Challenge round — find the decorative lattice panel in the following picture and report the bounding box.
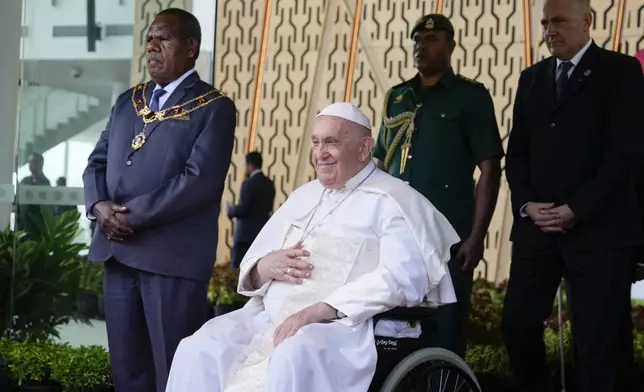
[130,0,193,85]
[205,0,643,272]
[621,1,644,55]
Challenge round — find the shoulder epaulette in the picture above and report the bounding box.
[390,78,412,91]
[457,74,481,85]
[382,80,414,118]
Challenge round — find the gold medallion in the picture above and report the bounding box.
[131,132,146,151]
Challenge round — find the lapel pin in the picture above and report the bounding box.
[584,69,591,76]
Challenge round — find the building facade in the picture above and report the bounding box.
[0,2,642,341]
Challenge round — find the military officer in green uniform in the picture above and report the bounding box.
[373,14,504,358]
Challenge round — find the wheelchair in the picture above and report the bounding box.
[367,306,482,392]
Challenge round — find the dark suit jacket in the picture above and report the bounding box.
[506,43,644,250]
[82,72,236,281]
[228,171,275,243]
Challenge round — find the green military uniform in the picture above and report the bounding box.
[373,14,504,358]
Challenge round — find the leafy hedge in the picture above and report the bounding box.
[465,278,644,379]
[0,338,112,391]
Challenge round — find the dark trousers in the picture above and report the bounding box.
[423,257,473,358]
[502,243,632,392]
[231,241,252,269]
[566,275,636,390]
[103,259,209,392]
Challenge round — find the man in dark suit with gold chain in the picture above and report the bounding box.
[82,8,236,392]
[502,0,644,391]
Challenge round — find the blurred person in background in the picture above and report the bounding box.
[16,152,51,238]
[227,151,275,269]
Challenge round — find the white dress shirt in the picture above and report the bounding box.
[153,68,196,109]
[555,38,593,80]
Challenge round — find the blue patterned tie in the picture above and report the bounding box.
[150,88,167,112]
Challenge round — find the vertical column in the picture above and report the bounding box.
[612,0,626,52]
[130,0,193,86]
[246,0,274,153]
[343,0,362,102]
[0,0,23,230]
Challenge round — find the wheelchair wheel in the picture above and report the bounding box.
[379,347,481,392]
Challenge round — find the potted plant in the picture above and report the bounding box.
[2,208,89,341]
[210,267,247,317]
[50,344,113,392]
[4,339,66,391]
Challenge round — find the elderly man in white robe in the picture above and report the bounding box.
[165,102,460,392]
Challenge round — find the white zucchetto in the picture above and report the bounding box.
[316,102,371,130]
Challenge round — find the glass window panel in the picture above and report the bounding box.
[9,0,138,351]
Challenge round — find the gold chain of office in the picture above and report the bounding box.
[131,83,226,124]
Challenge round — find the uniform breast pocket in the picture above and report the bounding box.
[428,110,459,127]
[425,111,461,142]
[419,111,466,161]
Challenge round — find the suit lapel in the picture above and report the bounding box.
[552,43,598,113]
[161,71,200,110]
[141,72,201,141]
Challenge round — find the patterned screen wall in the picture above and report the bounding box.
[214,0,528,275]
[130,0,193,85]
[130,0,643,277]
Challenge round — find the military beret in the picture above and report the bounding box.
[410,14,454,38]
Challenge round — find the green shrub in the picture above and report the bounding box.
[4,339,67,386]
[466,278,644,376]
[466,344,511,375]
[0,337,8,369]
[50,344,112,390]
[209,267,248,306]
[544,323,574,369]
[466,323,574,376]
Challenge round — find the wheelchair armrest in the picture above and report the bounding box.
[373,306,437,323]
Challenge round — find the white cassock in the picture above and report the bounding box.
[166,161,460,392]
